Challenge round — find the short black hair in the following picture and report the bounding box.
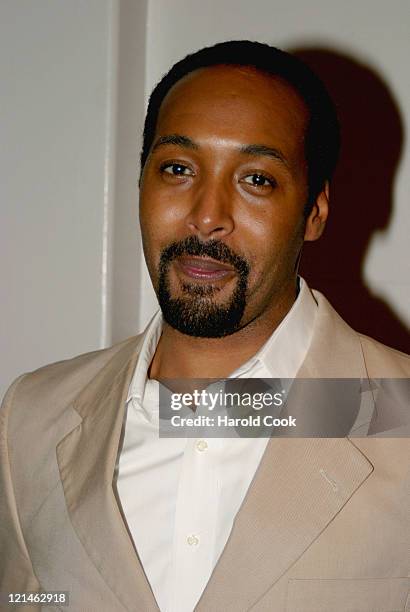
[140,40,340,210]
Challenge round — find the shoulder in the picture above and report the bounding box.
[1,334,143,429]
[357,333,410,378]
[310,289,410,378]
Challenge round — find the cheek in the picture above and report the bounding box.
[139,191,188,281]
[242,215,304,287]
[139,193,163,273]
[241,207,303,257]
[140,181,190,240]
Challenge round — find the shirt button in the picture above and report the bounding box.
[187,534,200,546]
[196,439,208,452]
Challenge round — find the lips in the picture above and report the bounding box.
[176,256,235,280]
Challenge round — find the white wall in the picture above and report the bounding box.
[111,0,147,344]
[141,0,410,350]
[0,0,147,397]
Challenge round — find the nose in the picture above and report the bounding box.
[185,176,234,240]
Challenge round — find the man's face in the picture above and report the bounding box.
[139,65,326,337]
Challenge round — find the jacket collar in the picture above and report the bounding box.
[298,290,367,378]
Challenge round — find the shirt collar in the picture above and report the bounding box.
[229,277,318,379]
[126,310,162,406]
[126,277,318,415]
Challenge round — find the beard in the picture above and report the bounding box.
[157,236,250,338]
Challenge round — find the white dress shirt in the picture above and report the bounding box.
[116,278,317,612]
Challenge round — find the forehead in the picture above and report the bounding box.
[155,65,309,155]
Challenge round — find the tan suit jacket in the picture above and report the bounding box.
[1,291,409,612]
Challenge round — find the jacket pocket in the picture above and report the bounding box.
[286,577,409,611]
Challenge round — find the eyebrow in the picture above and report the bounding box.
[151,133,288,167]
[239,143,288,166]
[152,134,199,152]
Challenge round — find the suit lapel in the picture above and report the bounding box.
[56,335,160,612]
[196,437,373,611]
[197,291,374,611]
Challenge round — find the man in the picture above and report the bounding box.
[1,41,409,612]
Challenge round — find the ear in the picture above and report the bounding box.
[304,182,329,242]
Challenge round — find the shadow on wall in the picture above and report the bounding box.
[289,47,409,354]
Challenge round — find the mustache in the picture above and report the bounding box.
[158,236,250,276]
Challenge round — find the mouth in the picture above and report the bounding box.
[175,255,236,281]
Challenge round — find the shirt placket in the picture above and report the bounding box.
[168,432,219,612]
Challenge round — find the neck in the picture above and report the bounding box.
[149,282,298,380]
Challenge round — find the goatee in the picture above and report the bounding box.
[157,236,250,338]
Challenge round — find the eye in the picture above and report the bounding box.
[160,162,194,177]
[241,173,276,188]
